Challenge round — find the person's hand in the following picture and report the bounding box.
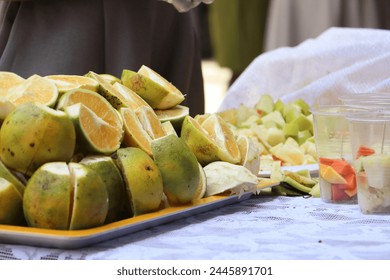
[160,0,214,12]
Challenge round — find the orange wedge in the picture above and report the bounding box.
[200,114,241,164]
[86,71,150,110]
[57,88,123,130]
[135,105,166,139]
[65,103,123,155]
[120,107,154,156]
[181,114,241,166]
[121,65,185,109]
[45,74,99,96]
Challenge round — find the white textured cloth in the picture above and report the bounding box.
[218,27,390,111]
[2,196,390,260]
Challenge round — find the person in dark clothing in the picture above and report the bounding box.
[0,0,205,116]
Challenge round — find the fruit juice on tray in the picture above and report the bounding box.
[348,112,390,214]
[312,105,366,203]
[356,154,390,214]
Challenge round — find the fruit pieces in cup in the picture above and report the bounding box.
[348,112,390,214]
[318,157,357,203]
[355,146,390,214]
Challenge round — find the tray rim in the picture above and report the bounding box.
[0,192,253,249]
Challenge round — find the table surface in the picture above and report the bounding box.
[1,195,390,260]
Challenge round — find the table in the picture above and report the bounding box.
[1,195,390,260]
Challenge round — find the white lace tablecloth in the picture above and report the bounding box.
[2,195,390,260]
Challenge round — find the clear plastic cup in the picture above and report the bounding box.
[339,92,390,108]
[312,105,369,204]
[348,112,390,214]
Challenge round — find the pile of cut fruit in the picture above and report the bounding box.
[216,94,320,197]
[0,66,319,231]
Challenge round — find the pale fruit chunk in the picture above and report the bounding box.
[283,123,299,138]
[151,134,200,205]
[6,75,58,107]
[274,99,285,114]
[0,102,75,176]
[121,65,185,109]
[203,161,258,197]
[80,155,126,223]
[218,105,258,127]
[265,127,285,146]
[283,103,302,123]
[116,147,164,216]
[361,154,390,189]
[120,107,153,156]
[300,140,317,159]
[0,71,25,97]
[237,135,261,175]
[290,114,312,132]
[261,110,285,128]
[65,103,122,155]
[269,139,305,166]
[0,177,25,226]
[45,74,99,96]
[319,163,347,184]
[283,147,307,165]
[255,94,274,115]
[293,98,311,115]
[23,162,108,230]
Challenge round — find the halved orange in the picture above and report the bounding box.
[154,105,189,132]
[6,75,58,107]
[0,71,25,97]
